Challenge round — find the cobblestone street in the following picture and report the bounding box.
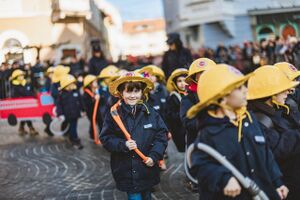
[0,118,198,200]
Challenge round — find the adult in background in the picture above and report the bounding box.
[162,32,193,78]
[88,46,108,76]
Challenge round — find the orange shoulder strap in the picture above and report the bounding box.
[84,88,94,98]
[110,101,148,162]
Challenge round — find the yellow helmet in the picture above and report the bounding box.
[83,75,97,88]
[10,69,25,80]
[98,65,119,79]
[109,71,154,98]
[52,65,70,83]
[166,68,188,92]
[274,62,300,81]
[185,58,217,84]
[187,64,252,119]
[59,74,76,90]
[247,65,299,100]
[46,67,54,74]
[139,65,166,82]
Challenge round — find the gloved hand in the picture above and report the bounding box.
[125,140,137,150]
[59,115,65,121]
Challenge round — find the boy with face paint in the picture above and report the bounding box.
[100,72,168,200]
[248,66,300,200]
[82,75,103,143]
[188,64,287,199]
[180,58,216,191]
[165,68,188,152]
[56,74,84,149]
[10,69,38,136]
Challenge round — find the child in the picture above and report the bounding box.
[82,75,103,143]
[180,58,216,191]
[187,64,287,199]
[165,68,188,152]
[138,65,168,121]
[180,58,216,147]
[100,71,168,199]
[248,66,300,199]
[10,69,39,136]
[56,74,84,149]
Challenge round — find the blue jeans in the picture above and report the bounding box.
[127,191,151,200]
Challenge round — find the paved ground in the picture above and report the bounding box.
[0,118,198,200]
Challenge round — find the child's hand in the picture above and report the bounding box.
[125,140,137,150]
[145,157,154,167]
[276,185,289,199]
[95,94,100,100]
[223,177,241,197]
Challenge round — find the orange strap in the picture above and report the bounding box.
[84,88,94,98]
[110,101,148,162]
[85,89,101,145]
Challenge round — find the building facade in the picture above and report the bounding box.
[0,0,112,65]
[163,0,300,49]
[122,19,168,56]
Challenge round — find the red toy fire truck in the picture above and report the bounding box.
[0,92,55,126]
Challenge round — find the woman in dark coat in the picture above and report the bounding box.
[248,65,300,200]
[100,71,168,199]
[165,68,188,152]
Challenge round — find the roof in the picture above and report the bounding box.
[123,18,165,34]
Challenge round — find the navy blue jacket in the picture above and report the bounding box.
[249,101,300,199]
[56,89,83,120]
[11,84,34,98]
[88,56,108,76]
[180,92,200,146]
[165,92,186,152]
[191,112,282,200]
[100,102,168,193]
[147,83,168,122]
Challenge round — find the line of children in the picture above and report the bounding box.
[187,64,288,199]
[100,71,168,200]
[247,65,300,200]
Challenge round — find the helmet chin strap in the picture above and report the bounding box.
[271,96,290,114]
[208,102,252,143]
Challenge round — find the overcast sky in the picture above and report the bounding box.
[107,0,164,21]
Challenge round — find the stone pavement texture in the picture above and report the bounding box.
[0,118,198,200]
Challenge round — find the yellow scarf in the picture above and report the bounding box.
[12,79,26,86]
[208,105,253,142]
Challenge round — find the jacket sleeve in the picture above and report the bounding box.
[100,112,129,153]
[180,96,199,136]
[82,93,94,118]
[55,93,63,117]
[148,114,168,163]
[165,94,180,123]
[191,133,233,192]
[260,123,300,160]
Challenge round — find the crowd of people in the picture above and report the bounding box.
[1,33,300,200]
